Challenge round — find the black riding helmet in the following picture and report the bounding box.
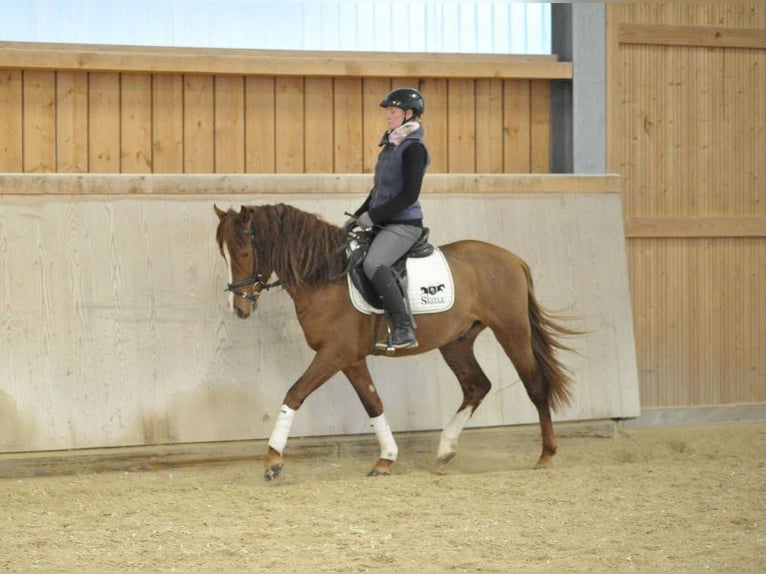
[379,87,425,118]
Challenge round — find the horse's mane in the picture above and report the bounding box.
[249,203,347,288]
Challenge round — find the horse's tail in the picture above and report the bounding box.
[521,261,581,412]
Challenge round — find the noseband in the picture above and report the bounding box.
[225,225,281,303]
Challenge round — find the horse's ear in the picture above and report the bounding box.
[238,205,254,226]
[237,205,253,229]
[213,204,227,221]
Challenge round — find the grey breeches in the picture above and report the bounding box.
[362,224,423,279]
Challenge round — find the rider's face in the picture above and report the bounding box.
[384,106,410,131]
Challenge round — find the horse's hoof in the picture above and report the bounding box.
[534,457,553,470]
[264,464,283,481]
[367,468,391,477]
[437,452,456,467]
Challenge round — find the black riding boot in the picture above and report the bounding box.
[370,266,418,351]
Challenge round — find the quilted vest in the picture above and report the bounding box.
[370,126,430,222]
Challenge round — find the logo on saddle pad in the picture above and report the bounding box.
[348,248,455,315]
[421,283,447,304]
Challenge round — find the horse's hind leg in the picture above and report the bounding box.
[437,329,491,467]
[492,324,558,468]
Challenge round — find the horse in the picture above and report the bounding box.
[214,203,579,480]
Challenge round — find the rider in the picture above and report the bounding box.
[346,87,430,351]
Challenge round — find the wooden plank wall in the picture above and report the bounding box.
[0,174,637,453]
[0,43,571,175]
[607,3,766,408]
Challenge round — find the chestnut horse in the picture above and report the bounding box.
[214,203,578,480]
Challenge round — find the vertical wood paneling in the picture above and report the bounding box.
[1,53,554,176]
[611,2,766,409]
[688,45,716,215]
[55,71,88,172]
[419,78,448,173]
[88,72,120,172]
[504,79,531,173]
[274,77,304,173]
[120,73,152,173]
[529,80,551,173]
[741,238,766,403]
[303,77,334,173]
[447,79,476,173]
[717,238,766,404]
[152,74,184,173]
[619,2,765,28]
[723,48,765,213]
[214,75,245,173]
[22,71,56,172]
[244,76,276,173]
[183,75,215,173]
[0,70,23,172]
[630,238,766,407]
[475,79,504,173]
[361,78,390,173]
[333,78,363,173]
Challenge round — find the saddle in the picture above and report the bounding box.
[346,228,453,314]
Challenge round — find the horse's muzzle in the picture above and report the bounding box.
[228,290,257,318]
[234,304,251,319]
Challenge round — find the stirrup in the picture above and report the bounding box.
[375,339,419,355]
[375,337,418,352]
[375,325,418,355]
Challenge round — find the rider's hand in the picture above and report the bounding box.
[343,216,357,232]
[356,212,373,229]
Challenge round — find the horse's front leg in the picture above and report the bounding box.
[264,349,345,481]
[343,360,398,477]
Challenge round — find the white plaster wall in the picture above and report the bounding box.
[0,188,639,452]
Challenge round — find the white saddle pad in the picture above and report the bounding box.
[348,247,455,315]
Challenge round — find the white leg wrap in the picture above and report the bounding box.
[437,407,473,459]
[370,414,398,461]
[268,404,296,454]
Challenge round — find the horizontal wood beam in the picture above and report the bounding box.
[625,216,766,238]
[0,42,573,80]
[0,173,621,196]
[619,23,766,50]
[426,174,621,194]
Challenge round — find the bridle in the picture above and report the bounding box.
[225,225,281,304]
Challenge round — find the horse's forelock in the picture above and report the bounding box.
[216,208,248,256]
